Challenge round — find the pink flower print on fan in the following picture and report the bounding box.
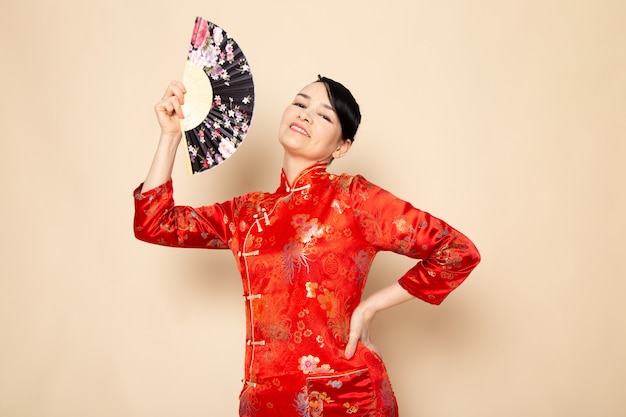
[202,152,215,169]
[240,61,251,74]
[191,18,209,49]
[225,42,235,61]
[218,138,236,158]
[212,26,224,45]
[212,66,227,81]
[188,145,198,162]
[188,42,217,69]
[212,44,222,62]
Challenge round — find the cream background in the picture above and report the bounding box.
[1,0,625,416]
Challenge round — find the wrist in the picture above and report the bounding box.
[356,298,378,319]
[359,282,414,315]
[158,132,183,152]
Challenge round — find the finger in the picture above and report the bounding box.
[344,330,360,359]
[155,100,170,116]
[344,340,356,360]
[171,96,185,119]
[159,96,184,117]
[162,81,187,103]
[155,98,174,115]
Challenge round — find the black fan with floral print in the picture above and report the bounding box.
[180,17,254,174]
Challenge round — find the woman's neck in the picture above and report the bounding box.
[281,155,330,185]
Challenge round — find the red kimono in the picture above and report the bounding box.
[133,163,480,417]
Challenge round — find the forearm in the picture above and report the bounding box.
[359,281,414,316]
[141,132,182,192]
[141,81,187,192]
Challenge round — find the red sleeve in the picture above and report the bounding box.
[350,176,481,305]
[133,180,234,249]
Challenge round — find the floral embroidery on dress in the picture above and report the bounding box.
[305,282,318,298]
[298,355,334,375]
[294,386,335,417]
[352,249,373,285]
[294,320,311,344]
[392,216,413,234]
[296,218,324,244]
[239,389,259,417]
[291,213,310,228]
[326,379,343,389]
[257,298,293,343]
[281,241,314,283]
[317,288,339,318]
[309,391,334,417]
[434,240,470,269]
[326,295,353,343]
[294,390,309,416]
[343,401,359,414]
[298,355,320,374]
[379,379,397,416]
[331,198,350,214]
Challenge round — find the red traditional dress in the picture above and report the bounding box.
[133,163,480,417]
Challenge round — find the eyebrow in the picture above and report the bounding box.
[297,93,336,112]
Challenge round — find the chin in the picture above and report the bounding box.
[279,132,304,149]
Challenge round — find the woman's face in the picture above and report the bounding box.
[278,82,351,164]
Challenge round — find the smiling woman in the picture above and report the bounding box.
[278,79,355,177]
[133,75,481,416]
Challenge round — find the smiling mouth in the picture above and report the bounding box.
[290,123,309,137]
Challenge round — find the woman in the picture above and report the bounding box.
[133,76,480,416]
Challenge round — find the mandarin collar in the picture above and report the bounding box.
[279,163,329,193]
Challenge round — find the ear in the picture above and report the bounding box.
[332,139,352,159]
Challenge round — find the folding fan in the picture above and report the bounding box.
[181,17,255,174]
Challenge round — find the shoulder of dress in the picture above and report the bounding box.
[233,189,278,207]
[334,173,378,190]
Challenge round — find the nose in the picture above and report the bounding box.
[298,109,312,123]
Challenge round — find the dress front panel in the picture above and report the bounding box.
[133,163,481,416]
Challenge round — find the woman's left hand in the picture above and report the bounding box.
[344,303,380,360]
[344,283,414,360]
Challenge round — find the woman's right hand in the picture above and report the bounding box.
[140,81,188,193]
[155,80,187,137]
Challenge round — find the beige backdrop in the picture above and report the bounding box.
[1,0,625,416]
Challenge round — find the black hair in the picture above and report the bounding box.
[316,75,361,142]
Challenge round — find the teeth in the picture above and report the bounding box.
[291,124,309,136]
